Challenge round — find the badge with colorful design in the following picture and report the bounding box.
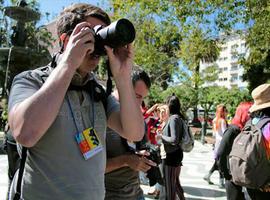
[75,128,103,160]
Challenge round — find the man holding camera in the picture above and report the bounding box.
[7,3,144,200]
[105,69,157,200]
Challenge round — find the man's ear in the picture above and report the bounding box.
[59,33,69,51]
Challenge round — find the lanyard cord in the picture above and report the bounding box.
[90,81,95,129]
[66,89,95,133]
[66,96,79,133]
[51,48,96,131]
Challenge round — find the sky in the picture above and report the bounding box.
[3,0,109,26]
[39,0,110,25]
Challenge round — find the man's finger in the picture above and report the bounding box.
[72,27,95,43]
[143,157,157,167]
[104,45,113,57]
[71,22,92,36]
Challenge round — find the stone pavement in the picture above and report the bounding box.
[0,153,8,200]
[0,140,226,200]
[141,140,226,200]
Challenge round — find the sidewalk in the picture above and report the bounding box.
[0,154,8,200]
[0,140,226,200]
[142,140,226,200]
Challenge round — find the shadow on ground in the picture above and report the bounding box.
[183,186,226,198]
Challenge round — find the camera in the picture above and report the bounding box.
[92,18,136,56]
[144,144,161,165]
[143,144,163,186]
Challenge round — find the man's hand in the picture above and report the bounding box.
[260,184,270,192]
[126,150,157,173]
[60,22,95,70]
[105,44,134,80]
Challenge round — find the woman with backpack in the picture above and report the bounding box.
[217,101,253,200]
[245,84,270,199]
[156,95,185,200]
[204,104,227,188]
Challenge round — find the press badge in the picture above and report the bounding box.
[75,128,103,160]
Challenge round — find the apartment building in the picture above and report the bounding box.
[200,33,248,89]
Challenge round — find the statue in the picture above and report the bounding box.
[10,1,28,46]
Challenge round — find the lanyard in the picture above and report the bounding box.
[66,89,95,133]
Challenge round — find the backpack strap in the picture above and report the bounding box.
[256,117,270,130]
[13,146,27,200]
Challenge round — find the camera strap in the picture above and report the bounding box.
[105,59,113,96]
[13,146,27,200]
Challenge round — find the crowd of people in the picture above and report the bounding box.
[2,2,270,200]
[202,84,270,200]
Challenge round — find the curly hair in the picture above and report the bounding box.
[56,3,111,37]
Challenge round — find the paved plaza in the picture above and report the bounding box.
[0,140,226,200]
[0,152,8,200]
[142,141,226,200]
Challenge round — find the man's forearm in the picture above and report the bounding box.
[115,77,144,141]
[9,63,75,147]
[105,155,129,173]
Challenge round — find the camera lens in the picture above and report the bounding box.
[93,18,136,55]
[114,19,136,46]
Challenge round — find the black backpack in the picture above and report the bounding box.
[229,117,270,189]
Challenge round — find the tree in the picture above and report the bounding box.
[179,27,220,121]
[0,1,9,94]
[109,0,243,96]
[197,86,252,125]
[0,0,54,128]
[110,0,181,89]
[160,84,197,114]
[241,0,270,91]
[0,0,53,95]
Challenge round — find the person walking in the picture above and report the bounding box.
[245,84,270,199]
[217,102,253,200]
[204,104,227,188]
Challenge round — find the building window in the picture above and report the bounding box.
[224,67,228,71]
[231,44,239,49]
[231,65,238,71]
[239,53,245,57]
[221,46,227,51]
[231,55,238,60]
[231,76,238,82]
[218,57,228,61]
[224,78,228,81]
